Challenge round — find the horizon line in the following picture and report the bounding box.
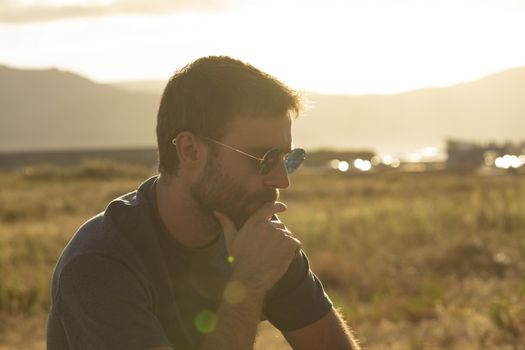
[2,61,525,97]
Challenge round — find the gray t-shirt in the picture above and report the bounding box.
[47,176,332,349]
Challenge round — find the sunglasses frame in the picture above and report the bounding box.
[172,136,305,175]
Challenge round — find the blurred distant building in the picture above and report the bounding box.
[446,139,525,171]
[446,140,486,170]
[303,149,375,168]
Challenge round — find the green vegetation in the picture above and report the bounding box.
[0,161,524,349]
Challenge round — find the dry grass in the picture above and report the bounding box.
[0,161,524,349]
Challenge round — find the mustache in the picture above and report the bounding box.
[247,189,279,203]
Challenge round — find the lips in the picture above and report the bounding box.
[250,189,279,203]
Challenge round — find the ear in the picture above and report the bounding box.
[173,131,208,173]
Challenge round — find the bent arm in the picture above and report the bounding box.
[282,308,362,350]
[189,203,301,350]
[150,273,265,350]
[150,204,304,350]
[193,269,266,350]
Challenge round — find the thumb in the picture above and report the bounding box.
[213,210,237,247]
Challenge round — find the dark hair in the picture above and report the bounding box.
[156,56,302,175]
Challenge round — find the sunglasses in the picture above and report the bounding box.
[202,137,306,175]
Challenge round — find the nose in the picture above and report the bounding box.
[263,158,290,189]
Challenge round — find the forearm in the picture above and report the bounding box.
[283,308,362,350]
[331,308,361,350]
[199,203,300,349]
[196,274,265,350]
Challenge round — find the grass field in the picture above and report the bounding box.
[0,160,524,349]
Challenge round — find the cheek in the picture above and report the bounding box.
[222,151,260,176]
[221,161,261,187]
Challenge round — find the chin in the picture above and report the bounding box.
[230,200,272,228]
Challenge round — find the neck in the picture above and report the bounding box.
[155,173,221,248]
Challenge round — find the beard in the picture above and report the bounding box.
[190,155,279,229]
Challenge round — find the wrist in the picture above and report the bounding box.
[228,268,268,300]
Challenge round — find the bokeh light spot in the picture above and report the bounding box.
[224,280,246,305]
[338,161,349,172]
[382,154,393,165]
[391,158,401,168]
[354,158,372,171]
[194,310,217,334]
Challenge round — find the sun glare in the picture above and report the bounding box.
[1,0,525,94]
[17,0,115,6]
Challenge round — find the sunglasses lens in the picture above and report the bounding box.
[260,148,281,175]
[259,148,306,175]
[285,148,306,174]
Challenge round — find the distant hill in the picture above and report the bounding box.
[1,65,524,154]
[295,67,525,154]
[0,66,160,151]
[113,80,167,95]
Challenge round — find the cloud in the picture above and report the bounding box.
[0,0,237,23]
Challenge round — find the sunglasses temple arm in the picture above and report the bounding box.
[207,138,263,161]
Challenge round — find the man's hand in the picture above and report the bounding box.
[214,202,301,294]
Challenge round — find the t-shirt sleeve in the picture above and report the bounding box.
[54,254,173,350]
[263,250,333,331]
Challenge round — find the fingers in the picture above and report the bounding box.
[270,221,291,234]
[213,210,237,247]
[270,221,286,229]
[250,201,287,224]
[273,225,301,248]
[294,243,302,257]
[283,233,302,257]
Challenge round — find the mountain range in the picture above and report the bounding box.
[1,64,524,155]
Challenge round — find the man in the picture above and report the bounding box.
[47,56,361,349]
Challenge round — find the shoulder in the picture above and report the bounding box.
[51,176,160,299]
[57,175,158,259]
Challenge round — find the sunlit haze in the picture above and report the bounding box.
[1,0,525,94]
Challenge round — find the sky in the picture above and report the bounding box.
[1,0,525,94]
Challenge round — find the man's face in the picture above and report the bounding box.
[190,116,293,228]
